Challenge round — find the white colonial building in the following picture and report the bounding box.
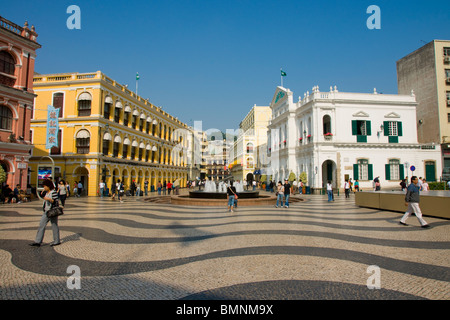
[267,85,442,191]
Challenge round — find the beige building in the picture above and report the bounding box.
[231,105,271,182]
[397,40,450,174]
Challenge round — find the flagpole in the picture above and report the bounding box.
[136,72,138,96]
[280,68,283,87]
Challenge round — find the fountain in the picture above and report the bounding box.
[187,179,260,200]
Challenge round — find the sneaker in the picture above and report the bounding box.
[399,221,408,226]
[274,205,278,208]
[421,224,430,228]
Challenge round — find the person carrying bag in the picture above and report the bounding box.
[29,179,62,247]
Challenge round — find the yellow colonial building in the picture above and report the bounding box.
[30,71,190,196]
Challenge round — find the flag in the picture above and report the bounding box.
[281,70,287,77]
[136,72,140,80]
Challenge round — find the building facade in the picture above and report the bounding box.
[397,40,450,176]
[0,16,40,189]
[30,71,190,196]
[231,105,271,182]
[267,85,442,191]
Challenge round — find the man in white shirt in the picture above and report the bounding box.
[327,181,333,202]
[292,179,298,195]
[99,180,105,198]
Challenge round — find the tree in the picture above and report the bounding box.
[0,165,6,184]
[299,172,308,186]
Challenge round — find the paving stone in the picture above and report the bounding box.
[0,191,449,300]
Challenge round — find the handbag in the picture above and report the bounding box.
[46,199,64,218]
[47,206,64,218]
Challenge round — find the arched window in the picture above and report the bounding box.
[104,96,113,120]
[78,92,92,116]
[246,142,253,153]
[76,130,90,154]
[0,105,13,130]
[0,51,15,75]
[53,93,64,118]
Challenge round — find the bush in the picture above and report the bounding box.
[428,182,446,190]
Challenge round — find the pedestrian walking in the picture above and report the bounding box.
[65,181,71,197]
[327,180,333,202]
[73,181,78,197]
[111,180,117,200]
[227,181,237,213]
[77,181,83,197]
[275,181,284,208]
[400,179,407,192]
[57,180,67,207]
[283,179,291,208]
[117,179,125,203]
[99,179,105,198]
[144,180,149,196]
[354,179,359,193]
[29,179,61,247]
[131,180,136,197]
[167,181,172,195]
[421,179,429,191]
[157,181,162,195]
[136,183,141,196]
[399,176,430,228]
[163,181,167,195]
[344,179,350,198]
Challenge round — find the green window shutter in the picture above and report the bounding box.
[353,164,359,181]
[385,164,391,180]
[399,164,404,180]
[389,136,399,143]
[352,120,357,135]
[366,121,372,136]
[383,121,389,136]
[368,164,373,180]
[397,121,403,136]
[357,135,367,143]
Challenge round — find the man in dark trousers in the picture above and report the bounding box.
[283,179,292,208]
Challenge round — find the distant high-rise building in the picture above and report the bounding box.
[397,40,450,174]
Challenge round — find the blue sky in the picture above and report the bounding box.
[2,0,450,131]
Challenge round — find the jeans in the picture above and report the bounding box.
[284,194,290,207]
[228,195,235,208]
[276,193,284,207]
[327,190,333,202]
[100,188,104,197]
[35,212,60,244]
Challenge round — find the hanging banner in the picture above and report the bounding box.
[46,105,60,149]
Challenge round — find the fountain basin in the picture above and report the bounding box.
[188,191,260,199]
[171,194,277,206]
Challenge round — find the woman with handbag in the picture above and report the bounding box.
[29,179,61,247]
[227,181,238,213]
